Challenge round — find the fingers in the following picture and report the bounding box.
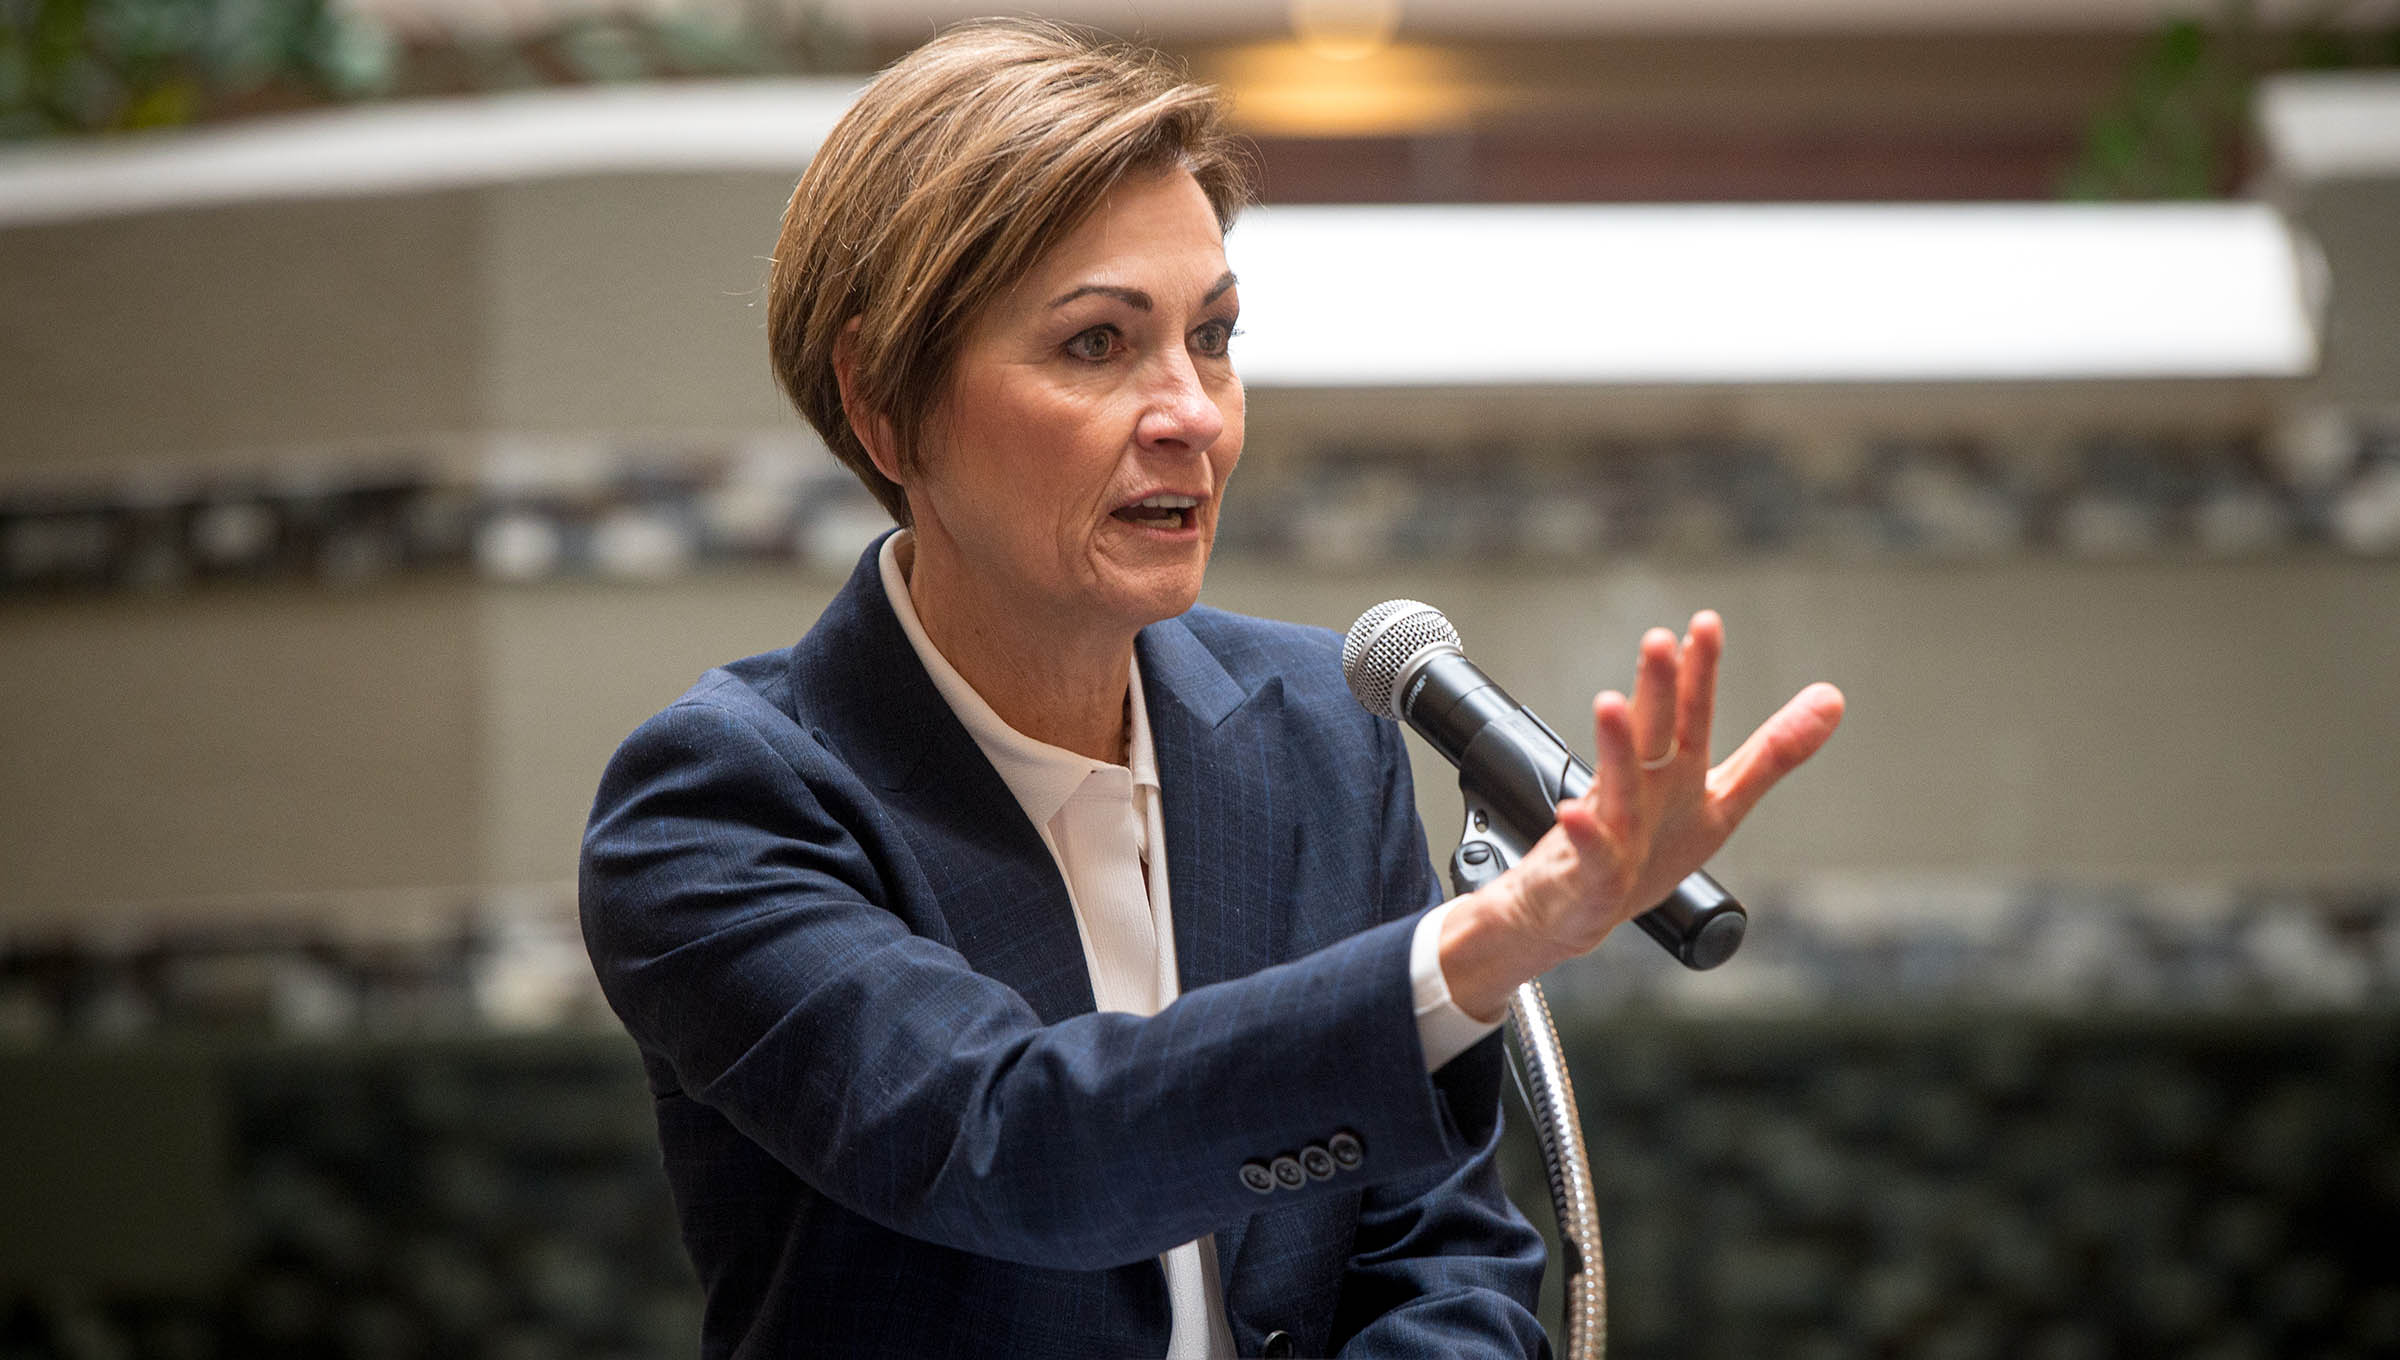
[1706,682,1846,825]
[1675,610,1722,769]
[1587,689,1639,834]
[1630,627,1680,767]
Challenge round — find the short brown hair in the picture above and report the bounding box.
[766,19,1251,526]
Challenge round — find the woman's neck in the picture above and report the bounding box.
[898,532,1135,765]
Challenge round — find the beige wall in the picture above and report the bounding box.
[2291,179,2400,413]
[0,171,801,479]
[0,193,488,474]
[0,583,483,922]
[5,546,2394,932]
[479,172,800,437]
[34,553,2397,925]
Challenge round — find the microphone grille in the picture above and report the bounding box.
[1341,599,1461,720]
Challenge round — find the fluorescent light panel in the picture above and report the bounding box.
[2257,72,2400,183]
[1229,203,2320,384]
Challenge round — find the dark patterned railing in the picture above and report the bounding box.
[5,419,2398,597]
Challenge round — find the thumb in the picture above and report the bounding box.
[1707,682,1845,824]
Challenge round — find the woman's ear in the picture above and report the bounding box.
[833,318,905,487]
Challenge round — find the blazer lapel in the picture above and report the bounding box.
[786,537,1097,1025]
[1137,614,1287,996]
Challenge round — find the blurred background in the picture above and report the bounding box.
[2,1,2397,1356]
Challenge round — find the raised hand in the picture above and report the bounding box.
[1439,612,1845,1018]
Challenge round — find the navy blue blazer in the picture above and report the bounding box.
[580,537,1547,1358]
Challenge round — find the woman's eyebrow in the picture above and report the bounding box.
[1046,272,1238,311]
[1049,283,1150,310]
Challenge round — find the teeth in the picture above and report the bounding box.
[1133,494,1200,510]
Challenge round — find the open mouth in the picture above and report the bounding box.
[1111,493,1202,531]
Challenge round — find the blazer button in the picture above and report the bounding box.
[1260,1330,1296,1359]
[1300,1144,1336,1180]
[1239,1161,1276,1194]
[1327,1130,1365,1171]
[1270,1155,1306,1190]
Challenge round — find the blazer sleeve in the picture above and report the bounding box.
[1329,713,1552,1358]
[579,691,1494,1274]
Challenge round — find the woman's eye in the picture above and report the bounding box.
[1065,327,1117,361]
[1192,320,1238,358]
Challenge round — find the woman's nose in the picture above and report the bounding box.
[1135,353,1225,454]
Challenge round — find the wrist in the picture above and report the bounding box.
[1438,885,1575,1023]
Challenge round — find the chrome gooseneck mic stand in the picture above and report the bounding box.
[1449,817,1605,1360]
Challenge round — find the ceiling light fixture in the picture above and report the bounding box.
[1289,0,1403,62]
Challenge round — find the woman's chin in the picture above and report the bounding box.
[1132,573,1208,626]
[1087,557,1208,630]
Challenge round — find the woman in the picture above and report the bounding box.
[581,19,1844,1359]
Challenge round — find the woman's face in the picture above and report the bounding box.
[909,168,1243,638]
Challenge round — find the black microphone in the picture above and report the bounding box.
[1342,599,1746,971]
